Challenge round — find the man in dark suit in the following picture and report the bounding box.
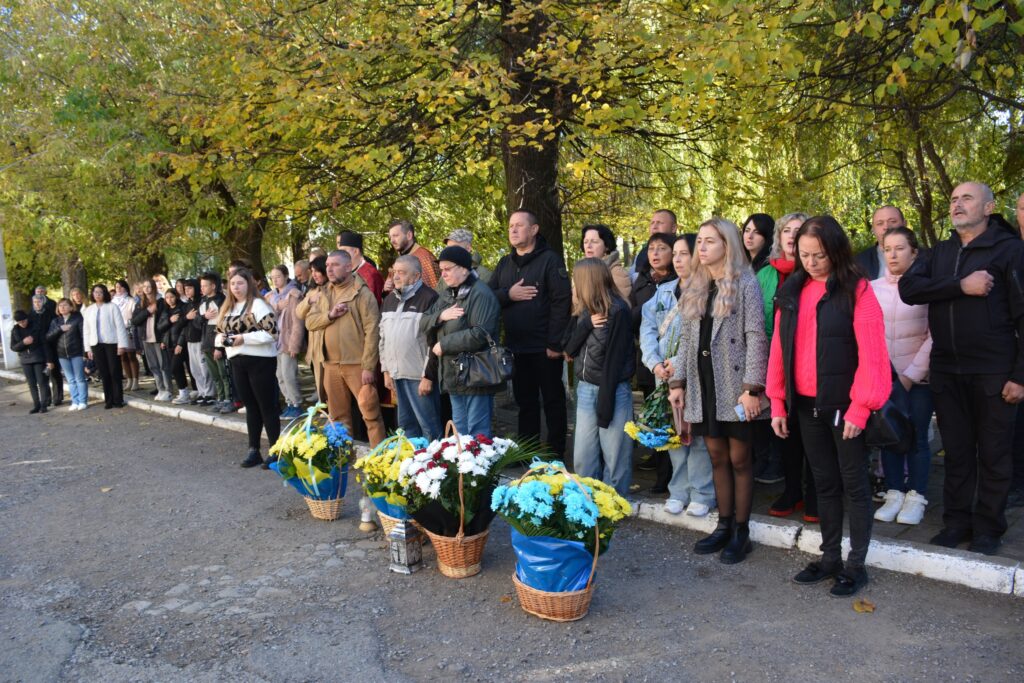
[855,205,905,280]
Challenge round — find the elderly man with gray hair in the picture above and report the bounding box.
[900,181,1024,555]
[379,254,442,440]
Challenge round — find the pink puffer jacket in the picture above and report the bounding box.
[871,273,932,383]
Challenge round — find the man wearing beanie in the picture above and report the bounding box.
[489,209,572,457]
[337,230,385,304]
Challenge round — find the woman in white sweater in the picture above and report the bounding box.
[215,269,280,468]
[82,283,130,409]
[870,227,934,525]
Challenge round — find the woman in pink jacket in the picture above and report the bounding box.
[870,227,933,526]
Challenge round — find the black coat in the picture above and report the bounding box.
[156,302,188,349]
[563,296,635,428]
[11,322,47,364]
[46,312,85,359]
[855,245,882,280]
[131,298,166,341]
[489,236,572,354]
[899,215,1024,382]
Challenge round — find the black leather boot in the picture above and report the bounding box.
[240,448,263,468]
[694,515,733,555]
[720,521,752,564]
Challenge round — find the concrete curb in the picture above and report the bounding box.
[3,369,1021,596]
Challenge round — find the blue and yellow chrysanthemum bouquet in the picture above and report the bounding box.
[624,383,685,451]
[352,430,429,520]
[269,404,352,502]
[491,460,632,594]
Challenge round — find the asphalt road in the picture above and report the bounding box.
[1,379,1022,682]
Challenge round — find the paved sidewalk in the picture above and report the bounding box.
[4,368,1024,595]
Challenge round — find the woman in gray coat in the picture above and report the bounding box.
[668,218,769,564]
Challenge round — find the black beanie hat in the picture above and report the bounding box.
[337,230,364,250]
[438,245,473,270]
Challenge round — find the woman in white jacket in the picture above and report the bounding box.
[870,227,934,525]
[215,268,280,469]
[82,283,130,409]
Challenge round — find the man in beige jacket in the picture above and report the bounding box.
[302,250,386,446]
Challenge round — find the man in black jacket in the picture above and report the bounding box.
[490,210,572,456]
[855,205,905,280]
[11,309,51,413]
[900,182,1024,555]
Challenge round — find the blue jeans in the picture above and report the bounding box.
[58,356,88,406]
[395,378,442,441]
[882,381,934,493]
[449,393,494,438]
[573,381,632,497]
[668,439,716,506]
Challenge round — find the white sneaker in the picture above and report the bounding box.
[172,391,191,405]
[685,501,711,517]
[874,489,905,522]
[78,402,88,410]
[664,499,685,515]
[155,391,172,402]
[896,490,928,525]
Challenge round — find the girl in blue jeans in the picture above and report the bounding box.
[564,258,636,497]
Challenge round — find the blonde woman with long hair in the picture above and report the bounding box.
[563,257,636,496]
[668,218,769,564]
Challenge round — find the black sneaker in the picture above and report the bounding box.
[793,560,843,585]
[240,449,263,468]
[967,535,1001,556]
[261,455,278,471]
[829,567,868,598]
[930,527,972,548]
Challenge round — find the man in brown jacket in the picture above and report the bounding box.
[302,250,386,446]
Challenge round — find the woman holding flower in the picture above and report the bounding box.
[563,258,636,497]
[640,234,715,516]
[668,218,769,564]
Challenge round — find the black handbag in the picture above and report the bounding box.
[863,400,915,454]
[453,328,514,388]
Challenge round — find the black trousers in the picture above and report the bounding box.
[92,343,123,407]
[931,372,1016,537]
[796,397,873,568]
[47,345,63,404]
[23,362,50,409]
[1012,405,1024,490]
[169,348,189,393]
[231,355,281,450]
[511,352,567,457]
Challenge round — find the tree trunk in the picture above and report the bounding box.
[500,0,565,262]
[60,253,88,298]
[223,217,268,282]
[127,251,169,285]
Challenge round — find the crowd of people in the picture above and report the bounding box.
[10,186,1024,598]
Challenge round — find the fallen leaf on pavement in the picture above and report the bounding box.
[500,595,512,603]
[853,599,875,613]
[100,487,114,493]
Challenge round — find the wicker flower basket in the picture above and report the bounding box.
[508,464,601,621]
[423,528,490,578]
[512,572,595,622]
[304,495,344,521]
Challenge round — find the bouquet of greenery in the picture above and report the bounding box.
[397,430,543,537]
[352,430,428,519]
[491,460,632,592]
[269,405,353,501]
[624,383,686,451]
